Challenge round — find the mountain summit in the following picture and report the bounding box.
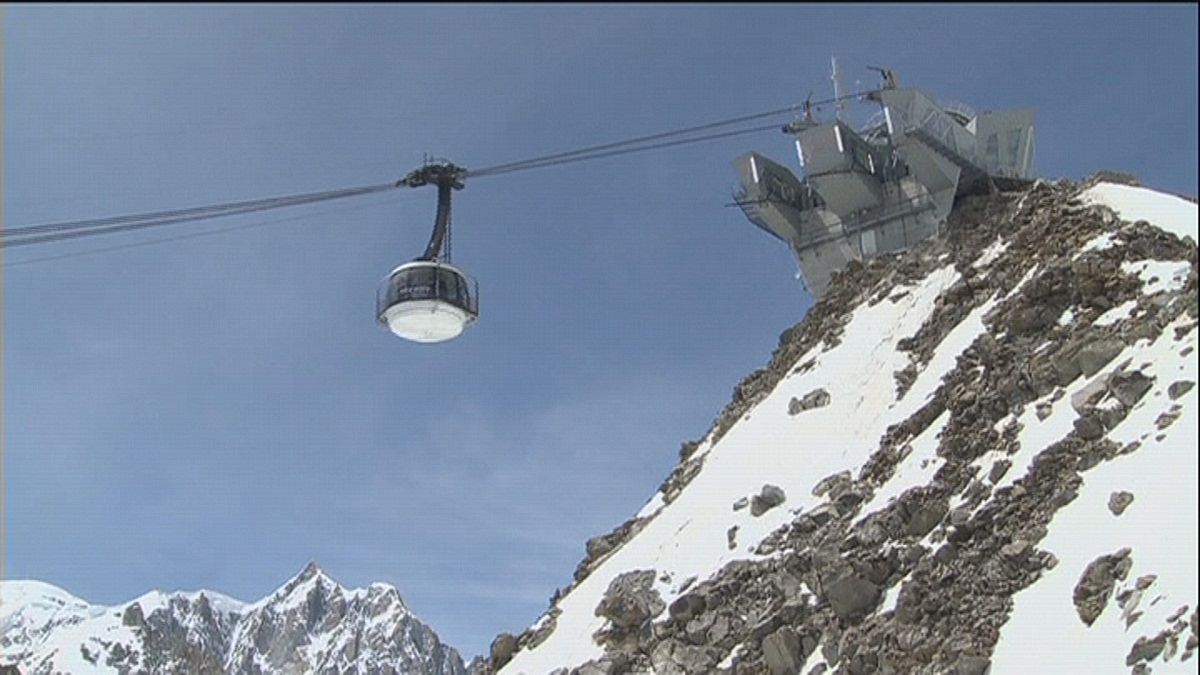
[0,564,465,675]
[486,176,1198,674]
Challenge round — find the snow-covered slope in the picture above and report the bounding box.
[0,563,466,675]
[489,177,1198,674]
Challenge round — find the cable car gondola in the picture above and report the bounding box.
[376,162,479,343]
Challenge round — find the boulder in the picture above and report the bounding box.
[1073,548,1132,626]
[121,602,146,628]
[1168,380,1194,400]
[1073,413,1106,440]
[987,459,1012,484]
[812,471,852,498]
[1077,339,1125,377]
[952,655,992,675]
[489,633,517,669]
[906,501,947,537]
[1070,374,1112,414]
[669,594,707,623]
[762,626,806,675]
[1109,371,1154,407]
[751,485,788,517]
[1108,491,1135,516]
[824,573,881,623]
[595,570,665,629]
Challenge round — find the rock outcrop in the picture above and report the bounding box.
[486,175,1198,675]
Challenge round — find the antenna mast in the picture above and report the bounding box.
[831,56,844,121]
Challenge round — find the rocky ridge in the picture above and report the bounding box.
[0,563,466,675]
[487,174,1198,674]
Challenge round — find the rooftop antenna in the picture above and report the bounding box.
[830,56,844,121]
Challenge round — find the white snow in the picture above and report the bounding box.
[973,238,1009,269]
[1079,232,1117,255]
[1079,182,1198,243]
[1,580,252,674]
[992,314,1197,673]
[857,409,949,518]
[1122,259,1192,296]
[1093,300,1137,327]
[502,264,996,674]
[635,492,667,520]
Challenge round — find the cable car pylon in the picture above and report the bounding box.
[376,161,479,343]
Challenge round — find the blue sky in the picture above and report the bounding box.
[4,4,1196,658]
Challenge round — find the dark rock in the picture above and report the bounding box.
[595,570,665,630]
[727,526,739,550]
[762,626,806,675]
[490,633,517,669]
[949,506,972,527]
[797,505,838,533]
[121,602,146,628]
[906,501,948,537]
[669,594,707,623]
[1108,491,1134,516]
[795,388,832,413]
[1074,548,1132,626]
[824,573,881,623]
[812,471,852,498]
[1126,634,1167,666]
[834,489,867,515]
[679,441,700,461]
[1109,371,1154,407]
[987,459,1012,484]
[1035,401,1054,420]
[571,658,614,675]
[952,655,992,675]
[751,485,788,517]
[1051,348,1084,387]
[1073,413,1106,440]
[649,639,716,674]
[1077,339,1125,377]
[1156,407,1183,430]
[1000,540,1031,561]
[1168,380,1195,400]
[1090,170,1140,186]
[732,497,749,511]
[1070,375,1112,414]
[935,544,959,564]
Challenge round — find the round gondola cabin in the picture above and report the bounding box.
[378,161,478,343]
[377,260,478,342]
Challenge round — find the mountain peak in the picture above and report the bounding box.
[297,560,324,582]
[1,565,465,674]
[494,178,1199,674]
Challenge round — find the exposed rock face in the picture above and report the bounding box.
[751,484,788,517]
[1,564,466,675]
[789,388,831,415]
[1073,548,1133,626]
[1108,491,1135,516]
[488,175,1198,675]
[762,626,806,674]
[594,570,665,631]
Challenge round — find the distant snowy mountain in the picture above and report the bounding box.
[0,563,465,675]
[483,176,1198,674]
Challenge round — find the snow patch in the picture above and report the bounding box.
[1079,182,1198,243]
[1093,300,1137,327]
[1122,260,1191,296]
[993,314,1198,673]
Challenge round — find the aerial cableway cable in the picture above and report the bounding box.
[1,183,397,248]
[465,122,783,177]
[2,89,878,255]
